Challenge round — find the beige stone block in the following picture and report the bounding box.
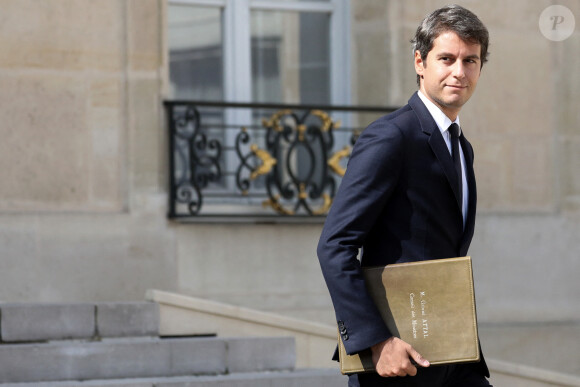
[176,224,326,298]
[90,79,122,109]
[354,32,389,105]
[400,0,436,26]
[470,137,513,211]
[129,78,163,191]
[127,0,162,71]
[554,34,580,137]
[393,26,422,103]
[469,213,580,323]
[0,74,90,211]
[559,137,580,211]
[31,215,129,301]
[464,31,552,138]
[174,222,334,325]
[473,133,555,212]
[512,137,554,210]
[0,213,176,302]
[475,0,553,33]
[0,0,123,72]
[89,107,123,210]
[352,0,388,22]
[0,216,40,301]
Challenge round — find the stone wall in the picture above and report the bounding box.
[0,0,578,325]
[0,0,176,302]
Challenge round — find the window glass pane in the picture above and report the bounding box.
[251,10,330,104]
[168,5,223,100]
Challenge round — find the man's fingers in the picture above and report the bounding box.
[405,363,418,377]
[408,347,430,368]
[372,337,428,378]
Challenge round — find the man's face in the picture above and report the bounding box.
[415,31,482,120]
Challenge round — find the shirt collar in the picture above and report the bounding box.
[417,90,461,136]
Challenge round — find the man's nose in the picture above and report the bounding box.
[452,62,466,79]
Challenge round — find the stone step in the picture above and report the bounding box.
[0,369,346,387]
[0,336,295,384]
[0,302,159,343]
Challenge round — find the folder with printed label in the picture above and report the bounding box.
[338,256,480,374]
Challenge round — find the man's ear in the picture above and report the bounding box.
[414,50,425,79]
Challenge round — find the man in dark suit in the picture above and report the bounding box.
[317,5,491,386]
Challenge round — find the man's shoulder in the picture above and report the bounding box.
[365,103,418,133]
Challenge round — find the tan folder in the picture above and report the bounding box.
[338,256,480,374]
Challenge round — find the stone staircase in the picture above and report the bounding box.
[0,302,345,386]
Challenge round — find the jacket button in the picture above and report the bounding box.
[342,334,349,341]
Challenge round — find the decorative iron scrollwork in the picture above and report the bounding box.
[235,128,277,195]
[171,106,221,215]
[259,109,339,215]
[167,101,396,218]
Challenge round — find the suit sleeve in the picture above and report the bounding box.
[317,120,404,355]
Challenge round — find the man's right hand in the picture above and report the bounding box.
[370,337,430,377]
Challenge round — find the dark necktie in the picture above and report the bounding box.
[448,123,462,209]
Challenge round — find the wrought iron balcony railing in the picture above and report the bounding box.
[165,100,397,222]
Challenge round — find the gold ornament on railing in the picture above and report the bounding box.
[262,195,295,216]
[328,146,352,177]
[249,144,277,180]
[257,109,344,215]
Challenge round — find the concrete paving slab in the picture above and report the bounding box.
[96,302,159,337]
[226,336,295,373]
[154,369,347,387]
[0,303,95,342]
[0,337,226,384]
[0,369,346,387]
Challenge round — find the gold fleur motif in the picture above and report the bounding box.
[310,110,334,132]
[262,109,293,132]
[327,146,351,177]
[250,144,277,180]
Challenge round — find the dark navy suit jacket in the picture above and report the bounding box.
[317,92,488,376]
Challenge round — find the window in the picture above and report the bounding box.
[166,0,357,219]
[167,0,350,105]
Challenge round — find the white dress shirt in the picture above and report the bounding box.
[417,91,468,227]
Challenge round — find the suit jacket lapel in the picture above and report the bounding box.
[408,93,462,211]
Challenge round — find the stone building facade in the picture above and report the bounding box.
[0,0,578,325]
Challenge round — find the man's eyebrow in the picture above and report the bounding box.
[464,54,481,60]
[436,52,480,60]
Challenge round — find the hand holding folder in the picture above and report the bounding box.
[338,256,480,375]
[371,336,430,377]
